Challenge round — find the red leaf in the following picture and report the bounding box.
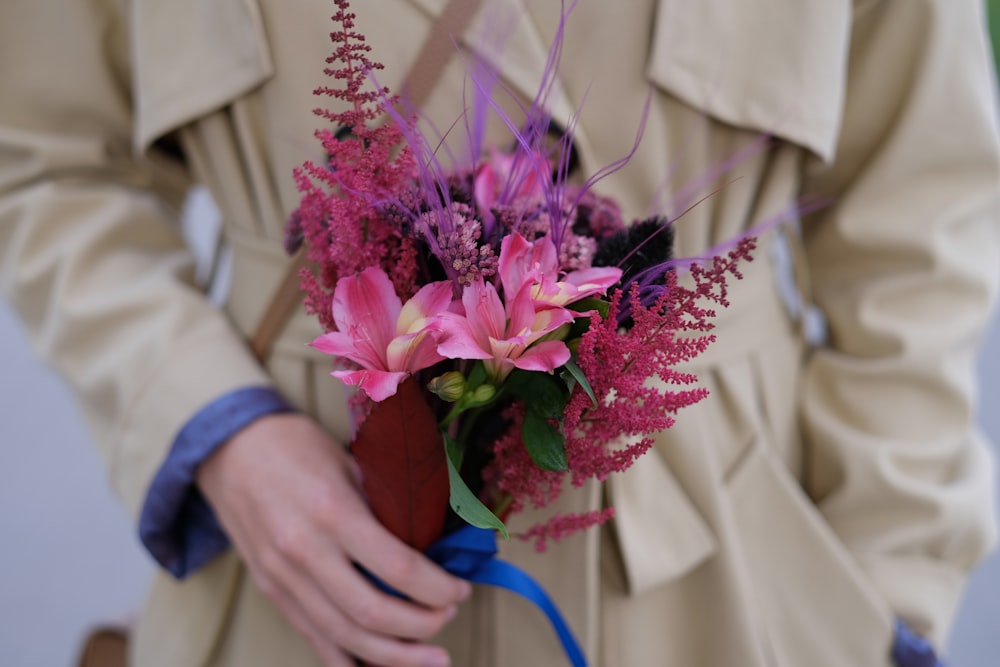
[350,377,450,551]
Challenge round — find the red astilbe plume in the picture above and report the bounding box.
[314,0,387,129]
[516,508,617,553]
[565,238,757,483]
[291,0,421,331]
[499,237,757,551]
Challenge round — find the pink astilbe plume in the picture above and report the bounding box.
[292,0,421,330]
[564,237,757,483]
[314,1,388,129]
[478,238,757,551]
[483,237,757,551]
[516,508,616,553]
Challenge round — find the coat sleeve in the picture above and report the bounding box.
[799,0,1000,649]
[0,0,272,521]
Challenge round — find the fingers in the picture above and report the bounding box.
[271,589,357,667]
[197,414,466,666]
[293,580,453,667]
[302,460,472,611]
[255,539,455,667]
[286,467,472,623]
[336,516,472,610]
[276,532,458,641]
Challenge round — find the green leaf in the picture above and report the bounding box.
[522,409,568,471]
[443,432,464,469]
[565,298,608,340]
[467,361,487,389]
[505,370,567,418]
[566,297,610,318]
[562,358,597,408]
[443,434,508,538]
[566,320,592,342]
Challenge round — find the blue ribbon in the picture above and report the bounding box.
[425,525,588,667]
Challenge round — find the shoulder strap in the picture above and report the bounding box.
[249,0,484,362]
[397,0,485,112]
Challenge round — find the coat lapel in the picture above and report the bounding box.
[646,0,851,163]
[129,0,274,153]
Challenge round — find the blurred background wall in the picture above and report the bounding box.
[0,302,153,666]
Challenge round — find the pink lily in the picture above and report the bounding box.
[434,278,574,383]
[311,267,454,401]
[473,149,551,213]
[499,233,622,308]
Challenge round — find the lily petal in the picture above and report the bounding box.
[461,279,508,342]
[530,267,622,309]
[311,330,386,372]
[331,267,402,364]
[473,161,499,213]
[487,335,526,366]
[511,340,571,373]
[332,369,409,402]
[498,233,558,297]
[385,330,445,373]
[310,330,361,359]
[434,312,494,360]
[397,281,454,334]
[565,266,623,290]
[528,306,575,341]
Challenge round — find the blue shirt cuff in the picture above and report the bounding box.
[893,618,945,667]
[138,386,295,578]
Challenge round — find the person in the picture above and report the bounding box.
[2,0,998,665]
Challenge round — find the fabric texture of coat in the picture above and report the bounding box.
[1,0,999,665]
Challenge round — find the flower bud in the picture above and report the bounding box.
[427,371,467,402]
[466,383,497,407]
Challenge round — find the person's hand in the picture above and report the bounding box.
[196,412,470,667]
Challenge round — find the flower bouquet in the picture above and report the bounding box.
[286,0,754,662]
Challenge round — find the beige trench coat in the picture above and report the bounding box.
[2,0,999,665]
